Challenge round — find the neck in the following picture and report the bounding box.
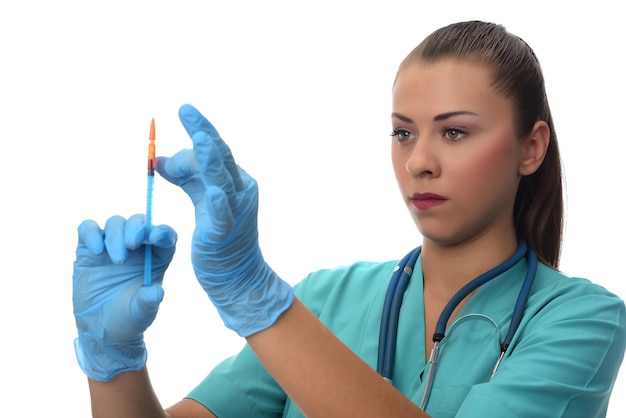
[420,230,519,301]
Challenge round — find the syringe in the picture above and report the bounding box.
[144,118,156,287]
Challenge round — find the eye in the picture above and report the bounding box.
[390,129,416,143]
[443,127,467,141]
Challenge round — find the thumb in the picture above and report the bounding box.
[155,151,197,186]
[156,152,207,206]
[129,285,165,331]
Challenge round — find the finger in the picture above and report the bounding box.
[103,215,129,264]
[178,104,221,142]
[191,131,235,194]
[125,214,147,250]
[129,284,165,331]
[199,185,235,241]
[77,219,105,255]
[178,104,243,190]
[191,131,245,214]
[156,151,207,205]
[149,225,178,261]
[149,224,178,249]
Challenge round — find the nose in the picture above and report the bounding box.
[405,136,440,178]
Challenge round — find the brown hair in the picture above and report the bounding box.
[398,21,563,268]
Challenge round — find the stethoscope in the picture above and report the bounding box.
[376,240,537,410]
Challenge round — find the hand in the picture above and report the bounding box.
[72,214,177,381]
[156,104,294,337]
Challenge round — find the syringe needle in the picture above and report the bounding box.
[144,118,156,287]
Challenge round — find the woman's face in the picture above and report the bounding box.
[391,58,525,246]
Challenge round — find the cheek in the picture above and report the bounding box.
[391,146,407,181]
[482,138,517,173]
[456,137,520,189]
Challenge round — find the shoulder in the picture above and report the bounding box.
[293,260,399,316]
[520,262,625,361]
[458,264,625,416]
[531,263,625,315]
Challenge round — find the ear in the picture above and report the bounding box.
[519,121,550,176]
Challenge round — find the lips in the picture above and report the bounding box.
[410,193,448,210]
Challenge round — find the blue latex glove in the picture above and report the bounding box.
[73,214,177,381]
[156,104,294,337]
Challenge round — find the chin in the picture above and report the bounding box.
[414,220,456,245]
[416,225,476,248]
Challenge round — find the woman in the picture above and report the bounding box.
[73,21,625,417]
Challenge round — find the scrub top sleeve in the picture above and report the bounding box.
[183,272,341,417]
[290,270,339,317]
[186,345,287,417]
[185,261,396,417]
[455,289,626,418]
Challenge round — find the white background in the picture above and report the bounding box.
[1,1,624,416]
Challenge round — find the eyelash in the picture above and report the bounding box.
[390,129,414,142]
[442,127,467,141]
[390,127,468,142]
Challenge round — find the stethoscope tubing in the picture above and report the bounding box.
[434,240,530,342]
[378,248,420,381]
[377,240,537,402]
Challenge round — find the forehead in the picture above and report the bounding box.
[392,58,512,119]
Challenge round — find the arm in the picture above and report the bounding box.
[88,370,167,418]
[156,104,427,417]
[165,298,426,418]
[72,214,184,418]
[88,369,217,418]
[85,301,424,418]
[74,215,217,418]
[247,298,426,418]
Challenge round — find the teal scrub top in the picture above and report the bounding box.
[187,255,626,417]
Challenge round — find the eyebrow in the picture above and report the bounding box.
[391,111,479,123]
